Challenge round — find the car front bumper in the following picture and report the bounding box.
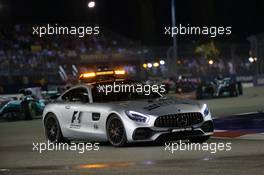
[131,120,214,141]
[123,112,214,142]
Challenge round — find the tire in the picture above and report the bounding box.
[106,114,127,147]
[189,136,210,143]
[237,82,243,95]
[44,113,65,143]
[28,101,37,118]
[21,100,36,120]
[230,84,238,97]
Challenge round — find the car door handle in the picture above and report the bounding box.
[65,106,71,109]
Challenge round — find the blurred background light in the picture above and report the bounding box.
[153,62,159,67]
[159,60,165,65]
[147,63,152,68]
[208,59,214,65]
[88,1,95,8]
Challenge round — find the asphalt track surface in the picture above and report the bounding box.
[0,87,264,175]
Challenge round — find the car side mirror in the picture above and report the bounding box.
[50,94,61,100]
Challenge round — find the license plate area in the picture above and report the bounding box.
[171,127,193,132]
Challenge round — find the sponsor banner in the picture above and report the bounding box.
[253,75,264,86]
[236,75,254,83]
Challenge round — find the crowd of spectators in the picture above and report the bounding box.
[0,25,256,87]
[0,25,145,84]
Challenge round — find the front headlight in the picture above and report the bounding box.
[203,104,210,116]
[125,111,150,123]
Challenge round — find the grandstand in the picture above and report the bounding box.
[0,24,150,92]
[0,24,257,93]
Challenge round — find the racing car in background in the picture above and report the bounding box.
[196,75,243,99]
[0,89,45,121]
[42,70,214,147]
[175,75,198,93]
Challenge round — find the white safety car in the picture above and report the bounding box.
[42,70,214,146]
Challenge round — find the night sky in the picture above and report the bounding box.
[0,0,263,45]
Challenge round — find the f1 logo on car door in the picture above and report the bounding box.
[70,111,81,129]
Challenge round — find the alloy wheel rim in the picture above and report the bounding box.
[108,118,124,145]
[45,117,58,142]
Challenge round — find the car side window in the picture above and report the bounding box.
[61,91,72,101]
[62,88,89,103]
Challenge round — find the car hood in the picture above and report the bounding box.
[112,96,203,116]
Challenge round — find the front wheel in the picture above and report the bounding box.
[230,88,238,97]
[106,115,127,147]
[189,136,210,143]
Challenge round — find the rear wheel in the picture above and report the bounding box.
[21,100,37,120]
[237,82,243,95]
[106,115,127,147]
[230,84,238,97]
[44,113,65,143]
[189,136,210,143]
[28,101,37,118]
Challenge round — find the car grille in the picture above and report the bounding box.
[154,112,203,127]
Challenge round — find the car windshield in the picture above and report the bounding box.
[92,81,162,102]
